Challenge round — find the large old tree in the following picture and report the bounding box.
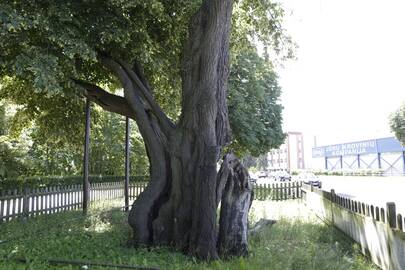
[0,0,292,259]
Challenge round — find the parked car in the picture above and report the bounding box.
[298,172,322,188]
[249,172,258,184]
[250,176,258,184]
[271,171,291,182]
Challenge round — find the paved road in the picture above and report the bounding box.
[319,175,405,215]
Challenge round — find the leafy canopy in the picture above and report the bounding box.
[228,50,285,157]
[0,0,293,160]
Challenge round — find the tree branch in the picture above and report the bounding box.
[97,55,169,149]
[73,80,136,119]
[116,59,175,132]
[98,54,174,136]
[132,61,152,93]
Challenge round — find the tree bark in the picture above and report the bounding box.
[217,154,253,257]
[76,0,255,261]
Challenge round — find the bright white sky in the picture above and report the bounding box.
[277,0,405,148]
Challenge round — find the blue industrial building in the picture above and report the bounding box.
[312,137,405,176]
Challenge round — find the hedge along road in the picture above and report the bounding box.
[319,175,405,216]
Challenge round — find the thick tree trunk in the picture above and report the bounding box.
[82,0,255,261]
[132,0,235,260]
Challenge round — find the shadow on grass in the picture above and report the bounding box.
[0,201,194,270]
[0,199,378,270]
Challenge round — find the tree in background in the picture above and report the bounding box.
[0,0,293,259]
[88,110,149,176]
[0,104,29,178]
[390,101,405,145]
[0,105,6,136]
[229,50,285,157]
[1,103,149,177]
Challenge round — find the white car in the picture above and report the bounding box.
[298,172,322,188]
[270,171,291,181]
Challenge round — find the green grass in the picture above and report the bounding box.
[0,199,378,270]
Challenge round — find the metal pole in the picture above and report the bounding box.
[124,117,130,211]
[377,153,382,169]
[83,99,91,213]
[357,154,361,169]
[325,157,328,170]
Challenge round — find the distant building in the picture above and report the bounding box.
[268,132,305,172]
[312,137,405,176]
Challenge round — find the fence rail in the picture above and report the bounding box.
[0,181,300,223]
[129,182,148,200]
[302,184,405,270]
[0,182,148,223]
[253,181,302,201]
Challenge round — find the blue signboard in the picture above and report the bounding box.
[377,137,405,153]
[312,147,325,158]
[325,139,377,157]
[312,137,405,158]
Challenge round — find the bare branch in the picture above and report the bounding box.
[73,80,136,119]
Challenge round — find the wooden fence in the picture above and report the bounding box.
[0,182,148,223]
[253,181,302,201]
[128,182,148,200]
[302,184,405,270]
[0,181,300,223]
